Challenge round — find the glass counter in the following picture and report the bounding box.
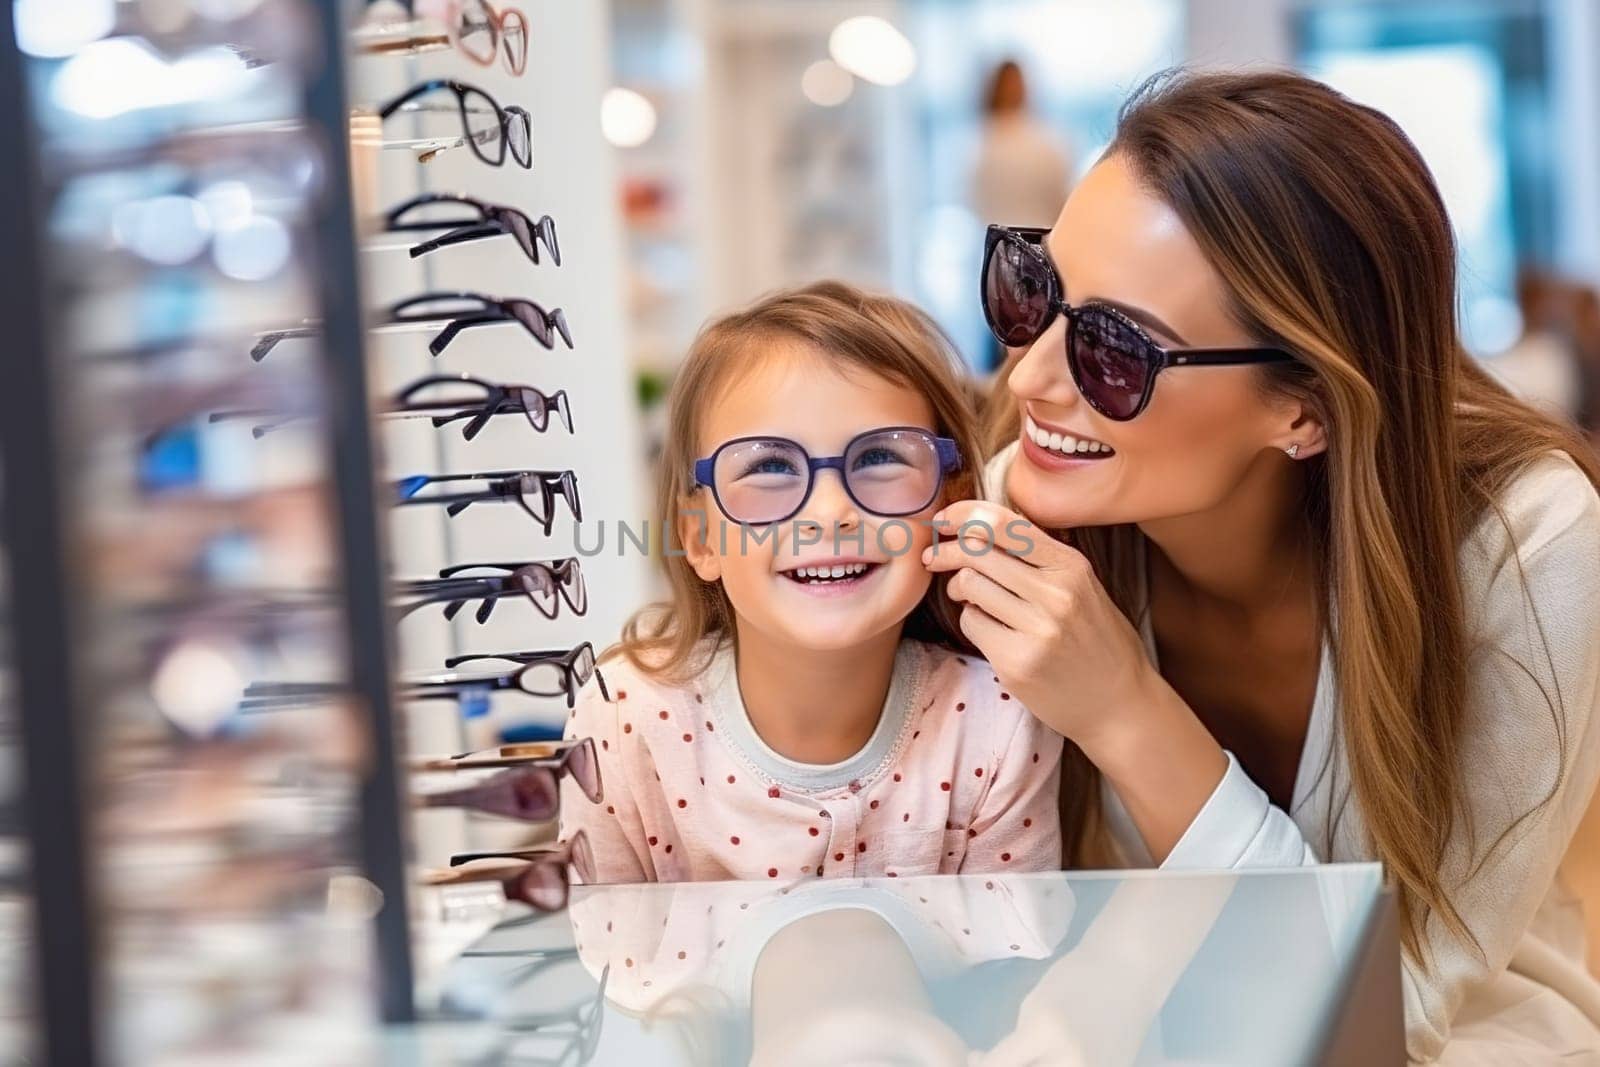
[390,862,1402,1065]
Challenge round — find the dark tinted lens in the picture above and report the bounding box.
[515,861,568,912]
[459,88,504,166]
[562,472,581,522]
[567,831,597,883]
[984,236,1053,346]
[508,301,554,348]
[474,767,558,822]
[1071,307,1156,420]
[843,429,943,516]
[517,387,548,431]
[497,208,539,264]
[566,740,600,804]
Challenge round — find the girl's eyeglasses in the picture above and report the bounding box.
[378,79,531,169]
[693,426,962,526]
[415,736,601,801]
[397,559,587,623]
[981,225,1297,421]
[383,192,559,266]
[421,831,597,912]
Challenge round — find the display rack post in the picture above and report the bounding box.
[0,5,105,1064]
[305,0,418,1024]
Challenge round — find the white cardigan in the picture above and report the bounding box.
[986,443,1600,1064]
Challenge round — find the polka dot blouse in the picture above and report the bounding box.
[559,638,1063,883]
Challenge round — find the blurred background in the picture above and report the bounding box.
[607,0,1600,448]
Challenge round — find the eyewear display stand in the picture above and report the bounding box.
[0,0,416,1060]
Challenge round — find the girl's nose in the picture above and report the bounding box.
[796,469,862,533]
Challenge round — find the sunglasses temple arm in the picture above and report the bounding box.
[428,312,508,357]
[408,224,503,260]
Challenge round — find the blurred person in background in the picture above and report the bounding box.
[970,59,1074,370]
[1485,266,1585,424]
[1573,286,1600,448]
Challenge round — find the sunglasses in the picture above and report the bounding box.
[394,469,580,534]
[378,79,531,169]
[249,292,572,362]
[693,426,961,526]
[384,193,559,266]
[981,225,1296,420]
[415,736,602,802]
[387,374,573,441]
[397,558,587,622]
[421,831,597,912]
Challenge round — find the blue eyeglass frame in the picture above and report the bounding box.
[691,426,963,524]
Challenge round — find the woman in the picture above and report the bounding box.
[926,68,1600,1062]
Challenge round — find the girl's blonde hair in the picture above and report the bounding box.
[985,69,1600,962]
[614,280,983,683]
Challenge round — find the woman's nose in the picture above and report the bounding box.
[1007,316,1082,411]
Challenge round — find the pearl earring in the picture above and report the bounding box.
[1285,444,1300,459]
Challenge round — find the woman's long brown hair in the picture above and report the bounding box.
[617,280,984,685]
[985,68,1600,964]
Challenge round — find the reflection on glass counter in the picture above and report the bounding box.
[401,864,1399,1066]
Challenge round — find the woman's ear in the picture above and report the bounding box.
[675,497,721,582]
[1271,400,1329,461]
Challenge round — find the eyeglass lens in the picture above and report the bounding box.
[710,430,945,524]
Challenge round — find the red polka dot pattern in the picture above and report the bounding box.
[767,868,778,878]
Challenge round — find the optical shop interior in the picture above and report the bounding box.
[9,0,1600,1063]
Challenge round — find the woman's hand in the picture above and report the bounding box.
[921,500,1155,758]
[923,501,1230,862]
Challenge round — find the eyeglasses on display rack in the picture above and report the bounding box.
[383,193,559,266]
[390,375,573,438]
[251,292,572,361]
[240,650,599,720]
[357,0,529,76]
[413,736,602,813]
[394,469,581,533]
[395,558,587,623]
[379,79,532,169]
[422,831,596,913]
[443,644,605,705]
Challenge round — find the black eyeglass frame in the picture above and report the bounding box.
[395,469,581,533]
[377,78,531,168]
[389,374,574,441]
[384,192,560,266]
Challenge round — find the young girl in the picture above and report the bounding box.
[560,281,1061,882]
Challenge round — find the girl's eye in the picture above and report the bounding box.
[851,446,910,471]
[737,456,800,479]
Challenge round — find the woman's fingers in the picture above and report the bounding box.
[956,600,1011,657]
[943,562,1038,632]
[931,500,1067,564]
